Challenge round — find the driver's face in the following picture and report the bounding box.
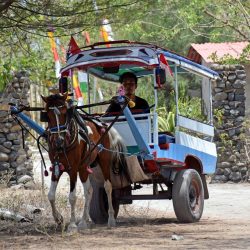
[122,77,137,96]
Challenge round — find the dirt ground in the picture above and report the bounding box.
[0,182,250,250]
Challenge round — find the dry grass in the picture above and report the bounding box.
[0,185,166,239]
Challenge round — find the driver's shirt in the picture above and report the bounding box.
[106,96,150,114]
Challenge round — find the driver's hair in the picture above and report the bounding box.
[119,72,137,85]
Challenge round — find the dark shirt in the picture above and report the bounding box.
[106,96,150,114]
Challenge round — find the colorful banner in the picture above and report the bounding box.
[100,18,114,48]
[159,54,173,78]
[48,31,61,78]
[72,71,84,106]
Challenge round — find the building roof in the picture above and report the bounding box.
[187,41,249,64]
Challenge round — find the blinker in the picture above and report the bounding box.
[40,111,49,122]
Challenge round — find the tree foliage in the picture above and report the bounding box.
[0,0,249,91]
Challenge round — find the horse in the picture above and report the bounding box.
[41,93,128,232]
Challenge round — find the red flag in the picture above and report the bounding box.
[159,54,173,78]
[67,36,81,56]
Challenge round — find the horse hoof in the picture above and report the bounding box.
[78,221,89,231]
[67,223,78,234]
[108,219,116,228]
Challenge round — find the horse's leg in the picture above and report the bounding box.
[67,172,78,233]
[104,178,116,228]
[78,171,93,230]
[48,177,63,225]
[98,152,116,228]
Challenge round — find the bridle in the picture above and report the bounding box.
[47,103,77,152]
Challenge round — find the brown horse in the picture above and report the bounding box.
[41,93,128,232]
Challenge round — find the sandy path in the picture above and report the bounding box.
[0,149,249,249]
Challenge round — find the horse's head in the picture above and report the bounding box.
[41,93,71,151]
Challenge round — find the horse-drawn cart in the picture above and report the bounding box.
[10,40,218,229]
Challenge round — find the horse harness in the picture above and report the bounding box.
[46,103,107,177]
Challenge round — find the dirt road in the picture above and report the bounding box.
[0,182,250,250]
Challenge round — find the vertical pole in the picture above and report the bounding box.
[174,65,179,130]
[209,79,213,125]
[87,72,91,113]
[152,70,158,145]
[41,160,45,198]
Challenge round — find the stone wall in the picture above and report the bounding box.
[211,65,250,183]
[0,71,34,188]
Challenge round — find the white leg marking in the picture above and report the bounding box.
[104,179,116,228]
[67,186,78,233]
[78,177,93,231]
[48,181,63,224]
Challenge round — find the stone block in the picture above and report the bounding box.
[231,165,239,172]
[11,145,21,151]
[228,93,234,101]
[3,141,12,149]
[224,168,231,176]
[0,162,10,171]
[10,162,18,169]
[233,79,245,88]
[240,167,247,174]
[17,175,33,184]
[215,168,224,175]
[234,94,245,101]
[9,152,18,162]
[228,154,237,162]
[227,74,236,82]
[16,165,27,175]
[229,172,241,182]
[7,133,18,141]
[13,139,21,145]
[218,162,231,168]
[16,154,27,164]
[0,153,9,162]
[0,145,11,154]
[214,92,227,101]
[0,138,6,144]
[0,111,8,118]
[10,125,21,132]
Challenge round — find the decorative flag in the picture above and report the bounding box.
[78,71,88,103]
[100,18,114,48]
[159,54,174,78]
[67,36,81,59]
[72,71,84,106]
[82,31,91,45]
[48,31,61,78]
[56,38,66,63]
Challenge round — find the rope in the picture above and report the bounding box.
[96,143,141,156]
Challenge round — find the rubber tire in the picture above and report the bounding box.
[172,169,204,223]
[89,178,119,224]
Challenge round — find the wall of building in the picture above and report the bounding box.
[211,65,249,183]
[0,71,35,188]
[244,64,250,117]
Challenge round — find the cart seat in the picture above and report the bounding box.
[158,133,175,150]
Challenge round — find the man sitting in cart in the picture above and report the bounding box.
[106,72,150,114]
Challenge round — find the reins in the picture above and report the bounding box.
[9,96,130,175]
[79,96,130,167]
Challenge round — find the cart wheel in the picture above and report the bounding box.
[172,169,204,223]
[89,178,119,224]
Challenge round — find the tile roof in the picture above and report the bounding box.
[187,41,249,63]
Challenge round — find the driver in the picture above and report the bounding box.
[106,72,149,114]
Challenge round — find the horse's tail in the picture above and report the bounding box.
[108,127,131,182]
